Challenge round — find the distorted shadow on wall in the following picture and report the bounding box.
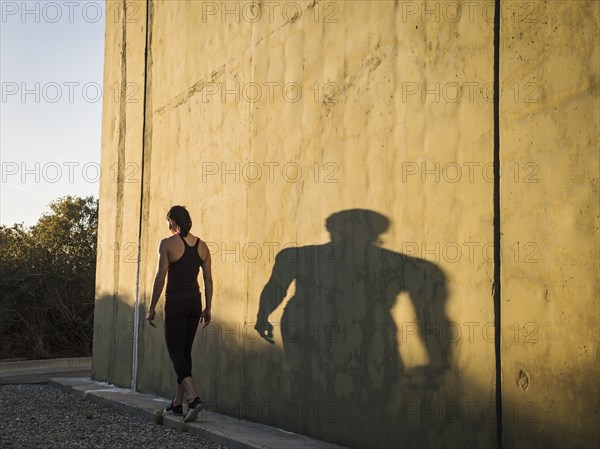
[255,209,452,447]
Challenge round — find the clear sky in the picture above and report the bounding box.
[1,1,105,226]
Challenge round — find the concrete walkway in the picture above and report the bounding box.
[48,377,348,449]
[0,357,91,384]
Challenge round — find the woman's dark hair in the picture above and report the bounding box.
[166,205,192,237]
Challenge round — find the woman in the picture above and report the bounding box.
[146,205,213,423]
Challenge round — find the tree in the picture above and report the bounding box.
[0,195,98,359]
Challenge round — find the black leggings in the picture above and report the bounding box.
[164,295,202,384]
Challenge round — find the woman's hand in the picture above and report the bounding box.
[146,309,156,328]
[201,307,211,328]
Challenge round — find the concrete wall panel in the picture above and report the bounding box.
[500,1,599,448]
[92,0,146,388]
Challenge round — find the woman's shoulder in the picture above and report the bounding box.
[194,236,210,261]
[161,234,183,248]
[186,232,202,243]
[185,232,201,245]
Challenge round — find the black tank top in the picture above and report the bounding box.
[165,234,203,300]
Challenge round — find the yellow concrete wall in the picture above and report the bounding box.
[93,1,599,448]
[500,1,599,448]
[92,0,146,387]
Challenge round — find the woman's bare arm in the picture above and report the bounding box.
[200,242,213,327]
[149,239,169,313]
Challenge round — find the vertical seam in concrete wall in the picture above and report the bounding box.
[493,0,503,447]
[112,0,128,384]
[139,0,154,355]
[131,0,151,392]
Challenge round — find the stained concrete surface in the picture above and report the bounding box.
[0,358,92,385]
[48,377,348,449]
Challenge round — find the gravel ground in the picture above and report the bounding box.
[0,384,223,449]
